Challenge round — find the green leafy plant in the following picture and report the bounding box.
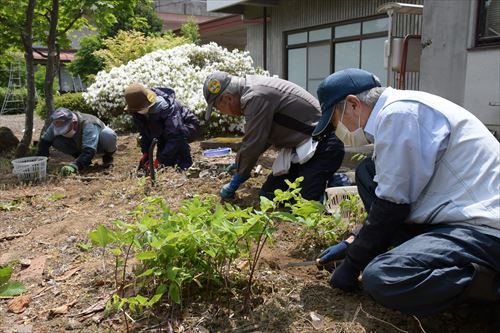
[78,242,93,252]
[180,17,201,44]
[88,179,359,326]
[0,266,26,298]
[339,193,367,225]
[352,153,366,161]
[48,193,65,201]
[88,191,298,321]
[0,199,21,211]
[273,177,352,247]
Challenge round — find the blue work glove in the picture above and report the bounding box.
[220,173,248,199]
[60,164,77,176]
[318,240,349,265]
[225,162,237,175]
[329,259,360,291]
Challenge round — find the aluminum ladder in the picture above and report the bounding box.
[1,61,26,115]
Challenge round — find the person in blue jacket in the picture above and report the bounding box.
[313,68,499,318]
[124,83,199,171]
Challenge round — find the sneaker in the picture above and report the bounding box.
[102,153,114,167]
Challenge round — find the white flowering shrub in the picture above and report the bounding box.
[84,42,268,134]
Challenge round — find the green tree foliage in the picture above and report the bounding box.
[66,35,104,84]
[0,1,26,52]
[34,65,58,98]
[0,52,24,87]
[180,17,201,45]
[0,0,139,88]
[68,0,163,83]
[101,0,163,38]
[93,30,190,71]
[0,0,138,157]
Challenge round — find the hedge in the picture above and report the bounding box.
[35,92,98,120]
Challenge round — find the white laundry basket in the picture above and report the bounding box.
[11,156,48,182]
[324,186,360,216]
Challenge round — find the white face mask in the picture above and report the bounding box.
[63,128,76,138]
[335,102,369,147]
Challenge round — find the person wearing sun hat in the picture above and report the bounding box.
[313,68,500,317]
[203,71,345,201]
[124,83,199,171]
[37,107,117,176]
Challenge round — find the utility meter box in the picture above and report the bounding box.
[384,37,421,72]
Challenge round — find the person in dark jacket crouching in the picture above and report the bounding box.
[124,83,199,171]
[37,107,117,176]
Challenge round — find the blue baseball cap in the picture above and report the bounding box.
[312,68,381,137]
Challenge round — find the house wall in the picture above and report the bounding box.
[463,48,500,135]
[246,0,422,76]
[420,0,500,136]
[419,0,470,105]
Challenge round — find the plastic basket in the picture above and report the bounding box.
[324,186,360,216]
[11,156,48,182]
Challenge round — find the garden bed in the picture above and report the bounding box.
[0,128,495,332]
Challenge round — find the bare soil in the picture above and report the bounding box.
[0,114,495,332]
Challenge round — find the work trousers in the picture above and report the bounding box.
[260,132,344,201]
[356,158,500,315]
[157,137,193,170]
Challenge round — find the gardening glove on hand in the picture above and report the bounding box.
[318,240,349,265]
[60,164,77,176]
[329,259,360,291]
[318,240,350,272]
[220,173,248,199]
[144,159,160,171]
[225,162,237,175]
[138,153,148,170]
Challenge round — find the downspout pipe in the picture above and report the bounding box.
[263,7,267,70]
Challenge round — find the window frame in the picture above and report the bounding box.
[475,0,500,47]
[284,15,388,93]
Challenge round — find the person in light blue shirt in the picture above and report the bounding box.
[313,68,500,317]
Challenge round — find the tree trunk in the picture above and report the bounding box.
[43,0,59,130]
[15,0,36,158]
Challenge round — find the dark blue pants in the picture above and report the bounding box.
[260,132,344,201]
[157,137,192,170]
[356,158,500,315]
